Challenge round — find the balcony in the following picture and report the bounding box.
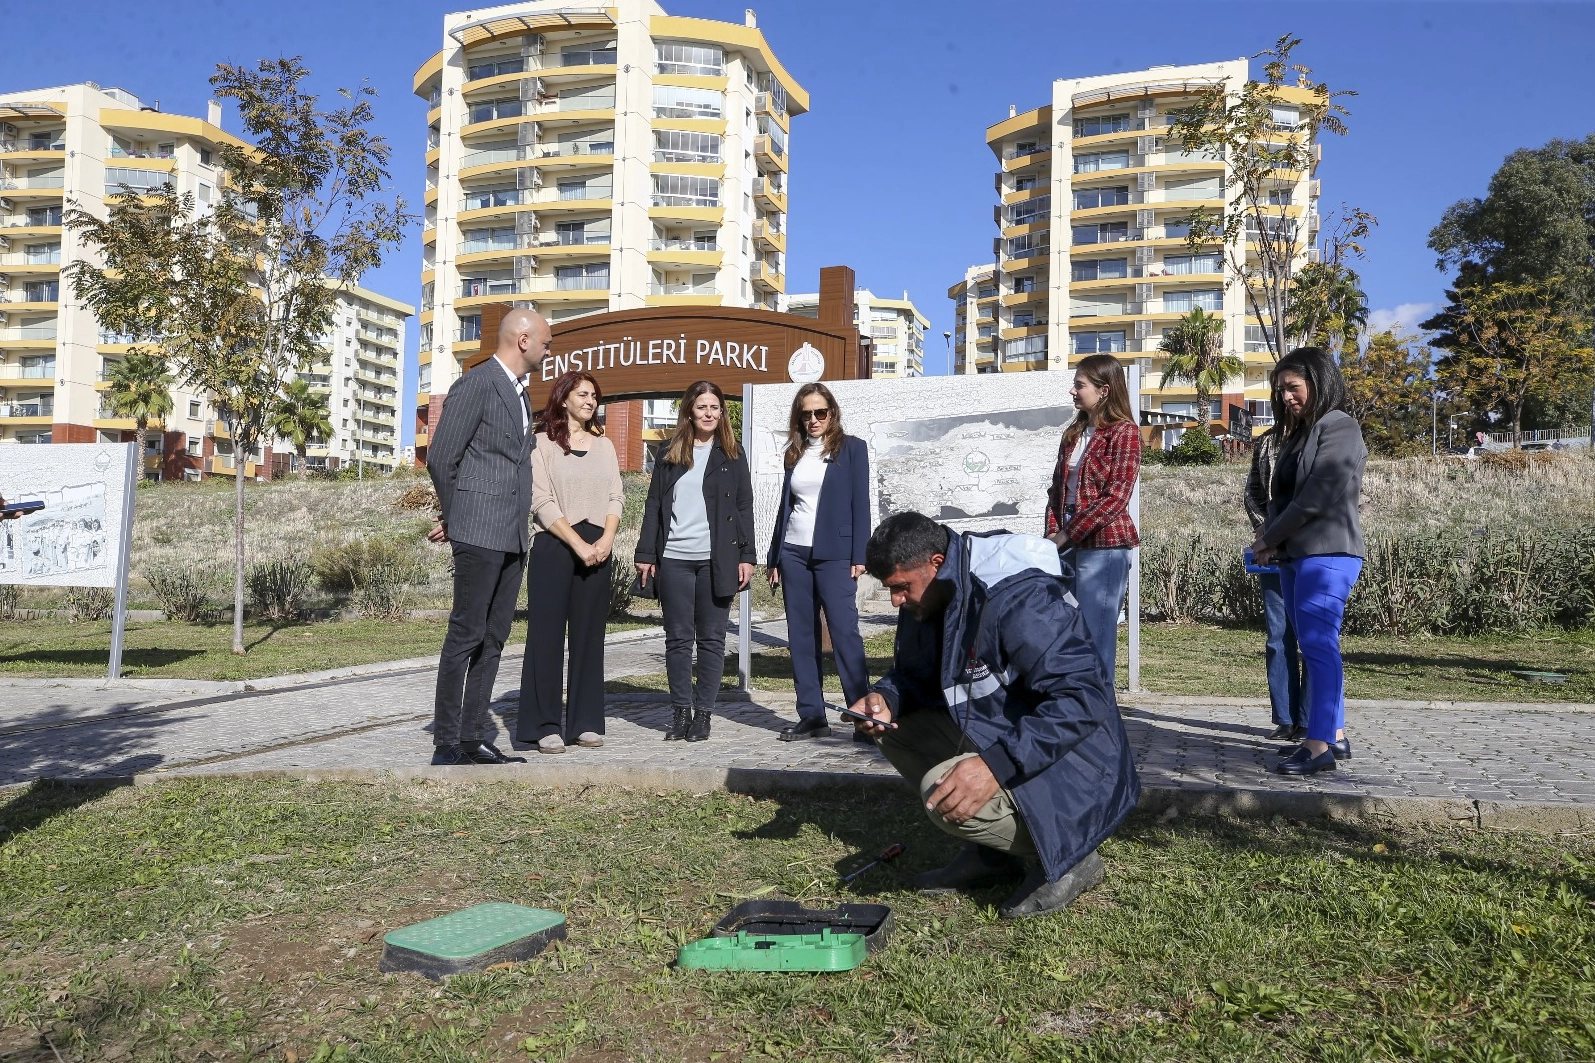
[651,193,719,209]
[0,400,54,419]
[0,363,54,380]
[0,176,65,191]
[754,92,785,119]
[0,138,65,154]
[648,283,718,297]
[0,250,61,267]
[752,176,787,212]
[752,136,786,173]
[751,261,782,292]
[1,325,57,341]
[752,219,783,250]
[649,238,716,253]
[537,141,615,159]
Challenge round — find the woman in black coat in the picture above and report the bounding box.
[635,380,755,742]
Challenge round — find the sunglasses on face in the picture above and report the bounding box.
[801,408,832,423]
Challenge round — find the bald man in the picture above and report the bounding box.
[426,309,552,765]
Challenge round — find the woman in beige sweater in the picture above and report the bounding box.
[518,371,624,754]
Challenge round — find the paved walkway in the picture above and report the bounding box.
[5,618,1595,831]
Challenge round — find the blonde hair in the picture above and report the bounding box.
[664,380,740,467]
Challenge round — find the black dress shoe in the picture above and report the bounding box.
[1266,724,1296,740]
[1276,737,1351,759]
[431,744,471,766]
[1276,746,1337,775]
[685,710,712,742]
[779,717,832,742]
[663,706,691,741]
[464,742,526,764]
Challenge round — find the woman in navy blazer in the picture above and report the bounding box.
[767,383,872,742]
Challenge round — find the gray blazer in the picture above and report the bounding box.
[427,359,535,554]
[1260,410,1367,560]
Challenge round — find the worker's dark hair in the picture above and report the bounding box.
[865,512,951,581]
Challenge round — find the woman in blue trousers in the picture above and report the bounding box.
[767,383,871,742]
[1250,347,1367,776]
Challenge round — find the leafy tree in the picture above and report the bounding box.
[1157,307,1243,427]
[1287,258,1369,356]
[1428,135,1595,303]
[102,350,175,477]
[1423,278,1595,447]
[67,58,407,655]
[267,378,333,477]
[1341,330,1434,456]
[1166,35,1372,360]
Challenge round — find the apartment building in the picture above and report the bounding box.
[296,288,414,476]
[787,288,928,378]
[984,61,1321,427]
[0,83,413,478]
[948,263,997,375]
[414,0,806,460]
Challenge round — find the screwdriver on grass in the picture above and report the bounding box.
[842,843,906,883]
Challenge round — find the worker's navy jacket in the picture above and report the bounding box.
[873,529,1140,881]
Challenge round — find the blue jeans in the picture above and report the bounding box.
[1280,555,1362,744]
[1066,546,1131,688]
[1259,572,1304,729]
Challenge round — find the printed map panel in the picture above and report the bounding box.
[0,443,136,588]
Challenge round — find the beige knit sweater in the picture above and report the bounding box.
[530,432,625,535]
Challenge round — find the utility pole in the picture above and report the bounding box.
[942,330,953,376]
[1431,388,1439,457]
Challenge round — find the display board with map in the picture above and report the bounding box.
[744,373,1077,551]
[0,443,138,589]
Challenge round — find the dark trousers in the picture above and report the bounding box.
[1258,571,1304,728]
[434,540,525,747]
[659,556,733,713]
[778,542,870,721]
[518,522,610,741]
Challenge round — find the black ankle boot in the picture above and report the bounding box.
[685,710,712,742]
[664,706,691,741]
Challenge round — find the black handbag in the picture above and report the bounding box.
[630,568,658,600]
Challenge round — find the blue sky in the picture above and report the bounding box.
[10,1,1593,443]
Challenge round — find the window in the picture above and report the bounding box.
[1164,174,1223,200]
[1014,176,1038,192]
[199,148,212,166]
[1269,104,1300,130]
[1006,233,1049,260]
[186,436,201,457]
[1070,293,1126,318]
[1071,221,1129,245]
[188,400,201,418]
[1003,335,1048,358]
[1163,252,1222,275]
[557,175,612,200]
[467,56,525,80]
[1072,331,1125,354]
[652,86,723,120]
[459,227,515,254]
[756,115,787,154]
[653,130,721,163]
[561,42,618,66]
[554,129,615,155]
[1012,310,1037,328]
[26,206,62,226]
[651,174,720,207]
[559,84,615,111]
[104,167,171,195]
[25,241,61,264]
[1071,257,1128,281]
[655,42,724,76]
[556,263,609,290]
[1163,219,1193,240]
[1006,195,1050,226]
[457,314,482,342]
[1073,113,1130,137]
[23,280,58,302]
[1012,140,1039,157]
[467,97,522,123]
[1164,288,1223,312]
[556,220,609,245]
[1013,276,1036,294]
[462,186,518,210]
[1265,189,1293,206]
[17,432,52,444]
[1073,186,1129,210]
[1074,150,1129,173]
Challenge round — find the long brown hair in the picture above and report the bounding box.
[664,380,741,467]
[1271,346,1350,443]
[783,382,845,469]
[1060,353,1136,455]
[538,371,604,454]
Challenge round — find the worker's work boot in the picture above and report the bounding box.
[998,850,1105,919]
[910,843,1025,894]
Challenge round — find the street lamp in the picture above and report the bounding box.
[942,330,953,376]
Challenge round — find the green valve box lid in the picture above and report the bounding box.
[677,929,867,972]
[380,903,566,980]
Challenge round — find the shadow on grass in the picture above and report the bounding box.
[0,779,131,841]
[0,647,205,670]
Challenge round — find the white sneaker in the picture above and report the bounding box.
[575,732,604,748]
[537,734,566,754]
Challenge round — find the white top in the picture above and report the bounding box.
[1064,426,1095,509]
[783,437,829,548]
[492,355,529,432]
[664,440,714,561]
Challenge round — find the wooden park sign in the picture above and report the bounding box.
[478,265,869,410]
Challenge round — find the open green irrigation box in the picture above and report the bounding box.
[676,900,894,973]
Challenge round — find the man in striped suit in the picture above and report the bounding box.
[426,309,551,765]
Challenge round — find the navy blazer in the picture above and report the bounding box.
[767,435,871,567]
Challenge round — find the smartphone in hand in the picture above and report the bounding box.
[837,704,896,730]
[1,500,44,517]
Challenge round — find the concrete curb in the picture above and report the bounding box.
[118,764,1595,834]
[1121,694,1595,714]
[7,677,246,694]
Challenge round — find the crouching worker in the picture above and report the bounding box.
[850,512,1140,919]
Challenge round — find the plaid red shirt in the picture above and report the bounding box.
[1045,418,1142,549]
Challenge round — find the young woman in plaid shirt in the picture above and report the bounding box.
[1045,354,1142,687]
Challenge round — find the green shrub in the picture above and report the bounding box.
[246,558,314,621]
[1163,429,1225,466]
[143,564,216,622]
[314,534,425,620]
[65,587,115,622]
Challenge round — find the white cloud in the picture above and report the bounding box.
[1366,302,1438,337]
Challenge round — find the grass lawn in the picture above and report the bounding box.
[0,618,655,683]
[1,778,1591,1061]
[609,625,1595,704]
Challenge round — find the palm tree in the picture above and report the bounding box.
[103,351,174,479]
[1287,261,1369,356]
[1157,307,1244,427]
[266,378,333,478]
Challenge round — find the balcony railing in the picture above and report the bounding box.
[2,325,58,341]
[0,401,54,418]
[0,250,62,266]
[538,141,615,158]
[651,193,719,208]
[753,135,784,158]
[460,188,534,211]
[649,238,717,252]
[0,140,65,153]
[648,283,717,296]
[460,146,524,169]
[0,363,53,379]
[0,176,65,190]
